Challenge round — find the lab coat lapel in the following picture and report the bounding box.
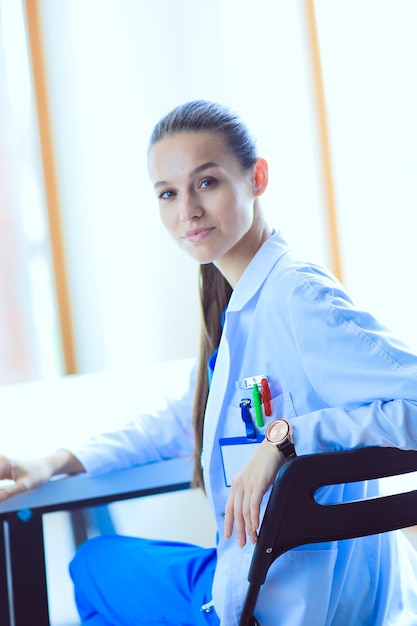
[227,230,290,313]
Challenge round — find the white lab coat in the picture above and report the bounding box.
[73,231,417,625]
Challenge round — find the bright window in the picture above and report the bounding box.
[0,0,62,383]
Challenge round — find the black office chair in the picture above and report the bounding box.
[239,446,417,626]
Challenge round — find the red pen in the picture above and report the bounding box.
[261,378,272,416]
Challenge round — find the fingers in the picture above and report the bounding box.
[247,490,261,543]
[224,477,262,548]
[0,457,49,503]
[223,489,236,540]
[224,482,247,547]
[243,485,263,545]
[228,483,246,547]
[0,455,14,481]
[0,478,31,502]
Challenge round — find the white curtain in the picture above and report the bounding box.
[0,0,60,383]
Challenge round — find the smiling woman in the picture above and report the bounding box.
[3,98,415,626]
[148,131,269,283]
[2,2,417,625]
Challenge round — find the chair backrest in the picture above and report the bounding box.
[239,446,417,626]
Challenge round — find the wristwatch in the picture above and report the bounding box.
[265,419,296,459]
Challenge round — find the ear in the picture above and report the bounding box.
[253,158,269,196]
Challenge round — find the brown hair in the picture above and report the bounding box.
[192,264,232,486]
[149,100,257,487]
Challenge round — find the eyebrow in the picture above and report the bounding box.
[153,161,219,189]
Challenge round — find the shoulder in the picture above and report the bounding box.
[264,252,352,311]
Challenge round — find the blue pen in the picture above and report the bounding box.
[239,398,256,440]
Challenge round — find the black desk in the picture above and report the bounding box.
[0,457,192,626]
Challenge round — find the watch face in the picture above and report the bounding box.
[268,419,289,443]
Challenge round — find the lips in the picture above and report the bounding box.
[183,227,215,243]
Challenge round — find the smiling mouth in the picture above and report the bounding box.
[183,227,215,243]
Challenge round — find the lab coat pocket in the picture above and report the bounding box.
[218,392,296,487]
[219,392,296,442]
[267,390,296,422]
[255,545,338,626]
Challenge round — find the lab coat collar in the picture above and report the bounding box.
[227,229,290,313]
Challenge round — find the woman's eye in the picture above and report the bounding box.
[200,177,217,190]
[158,189,175,200]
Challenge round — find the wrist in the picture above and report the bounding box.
[45,450,85,477]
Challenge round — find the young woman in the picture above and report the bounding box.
[1,100,417,625]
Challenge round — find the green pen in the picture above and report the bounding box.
[252,383,264,427]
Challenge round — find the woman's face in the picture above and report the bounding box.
[148,131,267,285]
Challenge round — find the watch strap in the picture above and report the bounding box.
[278,439,296,458]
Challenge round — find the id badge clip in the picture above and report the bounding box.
[239,398,257,440]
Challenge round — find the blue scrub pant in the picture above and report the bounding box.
[69,535,220,626]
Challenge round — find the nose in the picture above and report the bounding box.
[179,191,204,222]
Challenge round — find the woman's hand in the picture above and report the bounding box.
[0,456,55,501]
[223,440,284,547]
[0,450,85,502]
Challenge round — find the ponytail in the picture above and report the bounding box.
[192,264,232,488]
